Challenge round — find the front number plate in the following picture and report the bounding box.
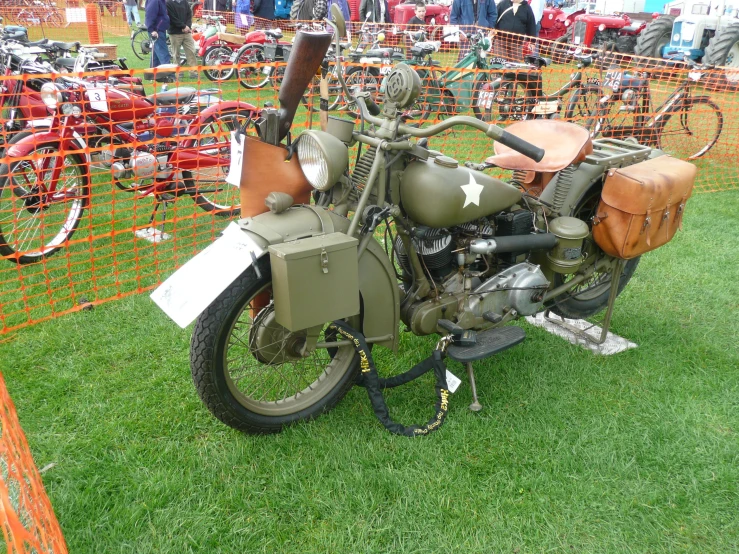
[151,222,264,328]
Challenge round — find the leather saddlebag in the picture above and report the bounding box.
[239,136,312,218]
[592,155,697,260]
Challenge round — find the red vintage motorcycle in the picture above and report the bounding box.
[0,69,257,264]
[205,28,290,84]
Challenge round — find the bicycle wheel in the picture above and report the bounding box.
[301,62,343,113]
[657,97,723,160]
[342,66,381,118]
[0,145,89,264]
[185,108,256,216]
[44,9,64,27]
[202,45,234,82]
[564,84,608,134]
[131,28,152,60]
[235,43,271,90]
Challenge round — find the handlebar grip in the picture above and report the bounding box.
[365,96,381,116]
[496,130,545,162]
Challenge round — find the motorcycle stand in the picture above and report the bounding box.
[134,194,173,243]
[541,259,627,346]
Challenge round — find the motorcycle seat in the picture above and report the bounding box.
[48,41,79,52]
[142,63,180,82]
[265,29,283,39]
[364,47,396,57]
[2,30,29,41]
[146,86,197,106]
[54,57,76,69]
[485,120,593,173]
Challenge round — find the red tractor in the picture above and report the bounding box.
[539,5,585,41]
[567,12,658,54]
[390,0,452,25]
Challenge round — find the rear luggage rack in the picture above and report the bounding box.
[584,138,652,168]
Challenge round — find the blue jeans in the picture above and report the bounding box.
[150,32,171,67]
[124,4,141,27]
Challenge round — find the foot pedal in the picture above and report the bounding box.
[447,326,526,363]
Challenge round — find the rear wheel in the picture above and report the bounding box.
[565,84,609,135]
[190,260,361,434]
[235,43,271,90]
[657,97,723,160]
[0,146,89,264]
[342,65,381,117]
[186,108,256,216]
[471,74,494,122]
[202,45,234,82]
[131,28,151,60]
[704,24,739,89]
[549,185,640,319]
[634,15,675,59]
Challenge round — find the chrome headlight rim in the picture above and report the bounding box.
[40,82,62,109]
[296,130,348,192]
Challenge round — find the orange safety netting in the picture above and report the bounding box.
[0,16,735,341]
[0,371,68,554]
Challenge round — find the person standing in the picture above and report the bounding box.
[450,0,497,57]
[528,0,544,36]
[234,0,253,31]
[145,0,171,67]
[123,0,142,31]
[407,1,426,25]
[253,0,275,27]
[359,0,389,23]
[495,0,536,60]
[166,0,199,78]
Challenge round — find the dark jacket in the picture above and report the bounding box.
[450,0,497,28]
[166,0,193,33]
[358,0,389,23]
[145,0,171,32]
[495,0,536,36]
[254,0,275,19]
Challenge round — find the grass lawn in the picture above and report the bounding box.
[1,190,737,553]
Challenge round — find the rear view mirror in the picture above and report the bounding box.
[331,4,346,38]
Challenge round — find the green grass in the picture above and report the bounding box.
[1,191,738,553]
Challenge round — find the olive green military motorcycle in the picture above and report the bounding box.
[183,7,691,434]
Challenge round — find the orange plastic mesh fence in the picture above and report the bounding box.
[0,20,735,339]
[0,371,68,554]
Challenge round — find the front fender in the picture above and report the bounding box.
[7,131,89,163]
[183,101,259,147]
[237,205,400,351]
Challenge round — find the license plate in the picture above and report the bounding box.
[603,69,623,92]
[586,77,601,85]
[262,66,272,74]
[574,36,581,44]
[477,90,494,110]
[380,61,392,75]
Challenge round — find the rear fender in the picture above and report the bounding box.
[6,131,89,163]
[237,205,400,351]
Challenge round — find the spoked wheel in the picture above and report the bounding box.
[490,80,530,123]
[565,84,611,135]
[657,97,723,160]
[0,145,89,264]
[185,108,256,216]
[549,185,640,319]
[202,45,234,82]
[191,259,362,434]
[471,75,494,122]
[235,43,271,90]
[45,9,64,27]
[342,66,381,117]
[301,62,344,113]
[131,28,152,61]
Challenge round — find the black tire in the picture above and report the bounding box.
[190,259,362,434]
[492,79,530,122]
[202,45,234,82]
[0,146,89,264]
[704,24,739,90]
[186,108,255,216]
[657,97,723,160]
[549,185,640,319]
[550,35,570,65]
[634,15,675,59]
[342,65,381,117]
[235,43,271,90]
[564,83,609,134]
[131,28,152,60]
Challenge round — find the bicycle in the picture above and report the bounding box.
[571,57,723,160]
[14,0,63,28]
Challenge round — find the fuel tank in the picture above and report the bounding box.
[400,156,522,228]
[86,87,156,121]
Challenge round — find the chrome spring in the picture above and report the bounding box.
[352,146,377,190]
[552,164,576,214]
[511,169,528,187]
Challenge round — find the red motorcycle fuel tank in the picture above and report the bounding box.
[243,30,268,43]
[86,86,155,121]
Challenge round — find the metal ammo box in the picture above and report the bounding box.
[268,232,359,331]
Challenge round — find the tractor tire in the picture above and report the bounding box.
[634,15,675,60]
[704,23,739,91]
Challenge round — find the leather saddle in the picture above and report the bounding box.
[485,120,593,196]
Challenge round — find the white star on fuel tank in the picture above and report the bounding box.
[460,172,484,208]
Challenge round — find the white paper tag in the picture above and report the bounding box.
[151,222,263,328]
[443,25,460,42]
[240,13,250,25]
[445,369,461,393]
[225,131,244,188]
[86,87,108,112]
[65,7,87,22]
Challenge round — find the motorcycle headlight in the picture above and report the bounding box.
[40,82,62,109]
[296,130,348,192]
[61,102,82,116]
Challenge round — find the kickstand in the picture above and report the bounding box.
[465,362,483,412]
[135,195,172,243]
[544,259,626,345]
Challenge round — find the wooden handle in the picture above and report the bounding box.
[278,31,332,142]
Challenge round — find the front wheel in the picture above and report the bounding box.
[548,184,640,319]
[235,43,271,90]
[471,75,495,122]
[341,65,381,117]
[202,45,234,82]
[190,259,361,434]
[565,84,609,134]
[0,146,89,264]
